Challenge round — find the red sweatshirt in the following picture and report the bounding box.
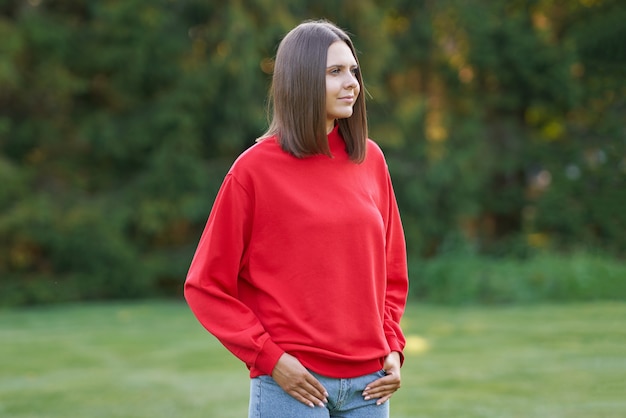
[184,125,408,379]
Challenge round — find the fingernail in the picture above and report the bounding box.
[364,386,370,391]
[324,391,329,397]
[364,396,371,400]
[309,402,315,408]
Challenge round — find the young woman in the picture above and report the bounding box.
[185,20,409,418]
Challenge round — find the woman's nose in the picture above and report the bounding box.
[344,73,358,88]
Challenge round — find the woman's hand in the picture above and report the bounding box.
[271,353,329,408]
[362,351,402,405]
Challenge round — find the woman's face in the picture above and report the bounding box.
[325,41,360,133]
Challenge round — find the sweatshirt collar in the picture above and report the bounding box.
[327,124,346,156]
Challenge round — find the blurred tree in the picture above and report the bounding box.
[0,0,623,305]
[529,0,626,253]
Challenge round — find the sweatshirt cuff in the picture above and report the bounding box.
[254,337,285,376]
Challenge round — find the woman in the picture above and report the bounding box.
[185,19,408,418]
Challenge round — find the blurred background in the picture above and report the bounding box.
[1,0,625,307]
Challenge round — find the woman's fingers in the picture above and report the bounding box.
[291,379,328,407]
[362,373,401,400]
[363,352,402,404]
[272,353,328,407]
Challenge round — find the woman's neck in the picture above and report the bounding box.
[326,119,336,134]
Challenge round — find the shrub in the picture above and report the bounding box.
[409,252,626,304]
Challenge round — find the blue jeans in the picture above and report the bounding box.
[248,369,390,418]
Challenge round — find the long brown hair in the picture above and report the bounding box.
[260,20,368,163]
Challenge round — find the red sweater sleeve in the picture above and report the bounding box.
[383,170,409,364]
[184,173,284,375]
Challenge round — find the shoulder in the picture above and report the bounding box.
[228,135,291,184]
[231,136,278,170]
[366,138,385,157]
[365,138,389,168]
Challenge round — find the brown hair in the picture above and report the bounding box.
[260,20,368,163]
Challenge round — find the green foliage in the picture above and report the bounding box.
[1,0,624,305]
[409,251,626,305]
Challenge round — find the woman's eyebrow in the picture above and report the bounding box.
[326,64,358,69]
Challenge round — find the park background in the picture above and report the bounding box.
[0,0,625,417]
[1,0,625,305]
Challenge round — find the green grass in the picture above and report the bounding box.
[1,301,625,417]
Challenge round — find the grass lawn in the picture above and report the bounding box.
[0,301,624,418]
